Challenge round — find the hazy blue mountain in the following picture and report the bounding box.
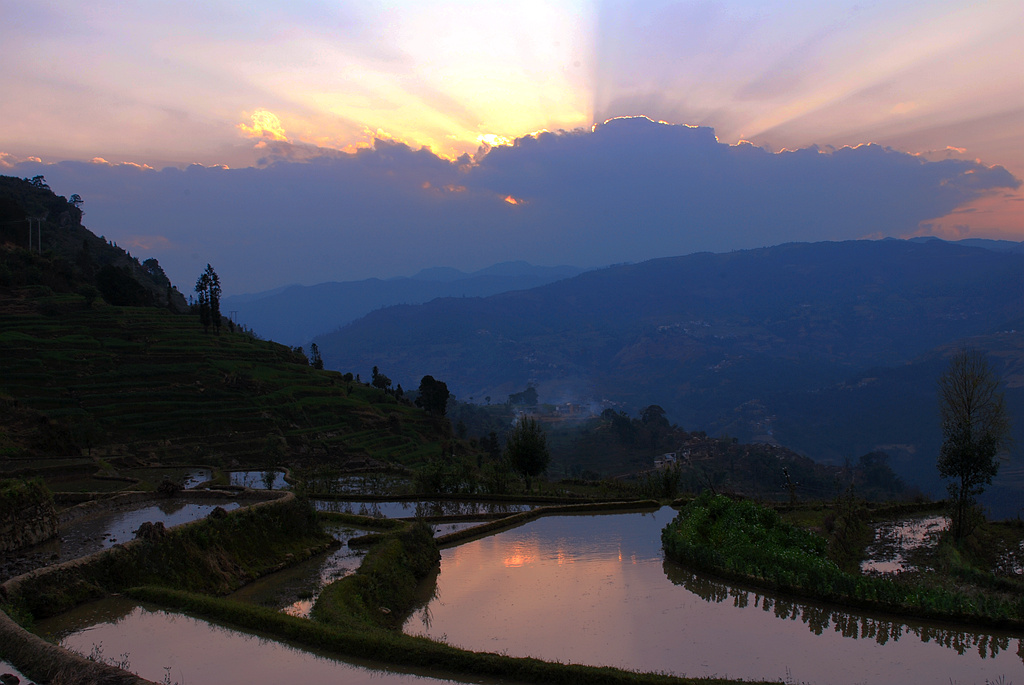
[222,261,583,346]
[910,236,1024,254]
[313,239,1024,500]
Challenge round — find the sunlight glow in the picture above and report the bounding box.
[478,134,515,148]
[237,109,289,142]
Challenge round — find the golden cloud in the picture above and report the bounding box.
[238,109,289,142]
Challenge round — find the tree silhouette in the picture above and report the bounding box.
[938,349,1011,542]
[309,343,324,370]
[194,264,222,333]
[416,375,450,416]
[505,416,550,492]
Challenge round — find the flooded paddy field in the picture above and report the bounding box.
[1,496,242,582]
[403,507,1024,685]
[9,503,1023,684]
[31,597,469,685]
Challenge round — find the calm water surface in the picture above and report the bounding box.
[403,507,1024,685]
[32,598,465,685]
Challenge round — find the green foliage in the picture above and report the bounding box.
[0,477,53,520]
[312,520,439,630]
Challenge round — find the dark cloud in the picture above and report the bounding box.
[11,118,1018,295]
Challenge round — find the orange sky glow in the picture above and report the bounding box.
[1,0,1021,254]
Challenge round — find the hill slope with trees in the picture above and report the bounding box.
[0,175,452,479]
[313,239,1024,502]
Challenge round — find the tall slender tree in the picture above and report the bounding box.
[194,264,222,334]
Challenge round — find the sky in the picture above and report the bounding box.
[1,0,1022,295]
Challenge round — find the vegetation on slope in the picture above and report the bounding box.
[0,293,451,469]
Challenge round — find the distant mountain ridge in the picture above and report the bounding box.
[311,238,1024,502]
[223,261,583,346]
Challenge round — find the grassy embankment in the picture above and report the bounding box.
[662,492,1024,629]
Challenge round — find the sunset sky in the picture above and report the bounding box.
[1,0,1022,294]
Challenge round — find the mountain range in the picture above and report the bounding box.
[310,238,1024,505]
[223,262,583,346]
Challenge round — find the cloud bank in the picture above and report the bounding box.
[6,118,1018,295]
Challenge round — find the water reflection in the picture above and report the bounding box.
[665,565,1022,659]
[229,470,288,489]
[2,497,243,582]
[404,507,1024,684]
[32,597,463,685]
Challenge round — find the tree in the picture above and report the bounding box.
[194,264,222,333]
[937,349,1011,542]
[371,365,391,391]
[309,343,324,370]
[505,416,550,492]
[508,387,538,406]
[416,375,450,416]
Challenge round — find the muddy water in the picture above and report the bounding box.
[312,500,532,518]
[403,507,1024,684]
[31,598,465,685]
